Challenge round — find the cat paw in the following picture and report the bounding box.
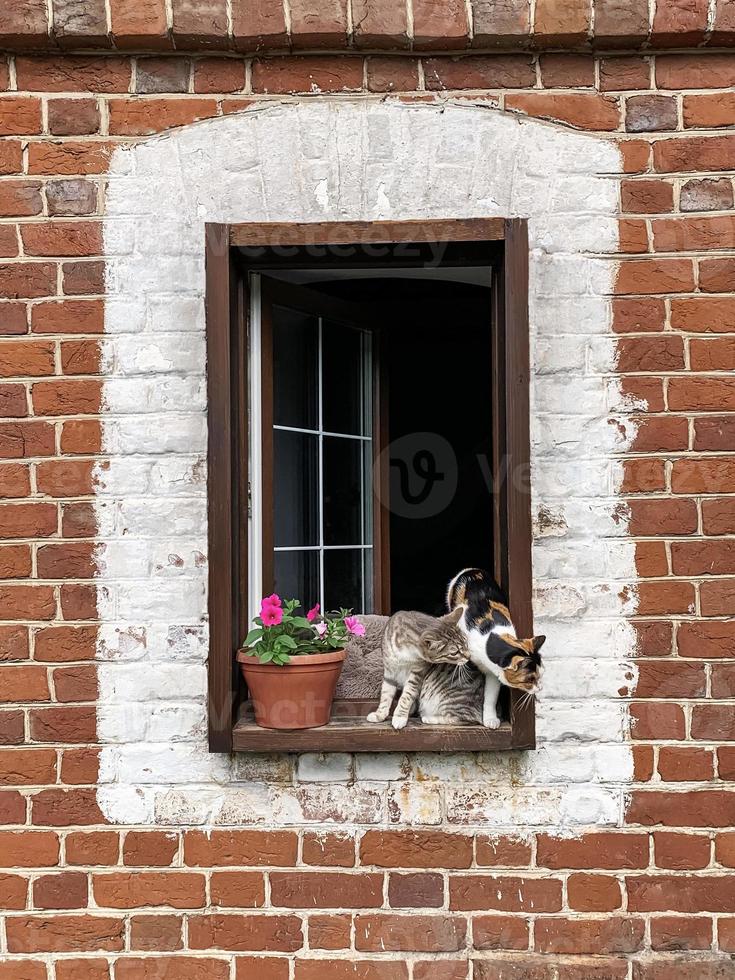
[483,713,501,730]
[366,711,384,724]
[392,715,408,730]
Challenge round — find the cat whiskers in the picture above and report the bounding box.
[517,689,535,710]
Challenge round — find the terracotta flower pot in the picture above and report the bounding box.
[237,648,346,730]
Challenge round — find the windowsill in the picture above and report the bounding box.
[232,699,513,752]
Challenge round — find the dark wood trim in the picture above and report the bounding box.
[233,700,513,752]
[503,218,535,750]
[372,325,390,616]
[230,218,505,247]
[206,223,240,753]
[259,281,275,597]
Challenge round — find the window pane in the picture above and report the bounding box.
[274,430,319,547]
[274,550,319,611]
[323,436,370,547]
[324,548,366,614]
[322,321,370,435]
[273,305,318,430]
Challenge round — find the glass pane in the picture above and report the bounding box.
[273,305,318,430]
[324,548,365,615]
[274,550,319,611]
[323,436,369,546]
[274,430,318,547]
[322,321,370,436]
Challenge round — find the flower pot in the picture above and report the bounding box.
[237,648,346,730]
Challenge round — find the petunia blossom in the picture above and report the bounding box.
[315,622,328,637]
[306,603,321,622]
[262,593,282,608]
[261,604,283,627]
[344,616,366,637]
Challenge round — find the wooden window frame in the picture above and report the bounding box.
[206,218,534,753]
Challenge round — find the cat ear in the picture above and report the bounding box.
[442,606,464,626]
[532,635,546,654]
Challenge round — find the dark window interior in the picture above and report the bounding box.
[298,277,494,616]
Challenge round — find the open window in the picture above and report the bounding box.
[206,220,534,752]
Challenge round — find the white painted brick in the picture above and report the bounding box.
[297,754,353,783]
[355,754,409,782]
[387,782,443,825]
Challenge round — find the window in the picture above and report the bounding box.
[206,220,534,752]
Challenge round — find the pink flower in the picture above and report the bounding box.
[315,622,328,637]
[261,604,283,627]
[345,616,366,637]
[306,603,321,622]
[262,593,281,608]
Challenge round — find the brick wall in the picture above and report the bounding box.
[0,26,734,980]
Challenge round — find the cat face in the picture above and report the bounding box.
[495,634,545,691]
[420,607,469,665]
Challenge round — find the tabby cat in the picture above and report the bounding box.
[447,568,545,729]
[366,607,468,730]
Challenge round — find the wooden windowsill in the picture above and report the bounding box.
[232,700,513,752]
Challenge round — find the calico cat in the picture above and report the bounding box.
[447,568,545,729]
[366,606,468,730]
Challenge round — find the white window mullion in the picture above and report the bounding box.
[318,316,325,612]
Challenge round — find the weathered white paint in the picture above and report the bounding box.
[97,98,638,829]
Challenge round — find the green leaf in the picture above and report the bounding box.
[244,628,264,646]
[279,634,298,650]
[260,650,275,663]
[289,616,311,629]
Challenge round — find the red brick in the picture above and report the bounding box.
[449,875,562,912]
[60,583,100,620]
[231,0,288,50]
[600,57,650,91]
[679,621,735,659]
[616,259,694,295]
[682,179,734,214]
[672,457,735,492]
[29,141,114,176]
[360,915,459,957]
[0,789,25,823]
[628,498,697,536]
[295,964,406,980]
[535,916,644,954]
[0,385,28,419]
[184,830,297,867]
[0,180,42,217]
[412,0,468,49]
[302,831,354,868]
[0,421,55,459]
[652,0,708,43]
[699,257,735,292]
[567,873,622,911]
[657,53,735,89]
[115,957,230,980]
[388,871,443,908]
[123,830,178,867]
[594,0,649,45]
[63,261,104,296]
[654,135,735,174]
[0,263,56,300]
[288,0,348,48]
[691,340,735,373]
[0,502,56,538]
[635,661,705,699]
[672,540,735,576]
[60,420,101,455]
[270,871,383,909]
[692,705,735,741]
[66,831,119,866]
[33,870,87,909]
[631,702,685,739]
[32,300,103,335]
[537,833,648,870]
[210,871,265,908]
[251,57,363,95]
[46,178,97,217]
[36,542,95,579]
[633,961,735,980]
[0,748,55,785]
[654,216,735,253]
[635,540,668,578]
[21,221,101,258]
[0,464,30,499]
[627,790,735,827]
[658,747,714,782]
[622,458,666,494]
[626,95,677,133]
[32,380,101,416]
[29,706,96,743]
[471,914,528,951]
[366,57,419,93]
[0,872,28,910]
[716,833,735,868]
[424,55,534,90]
[539,54,594,88]
[188,913,303,952]
[654,831,710,870]
[703,497,735,535]
[712,664,735,700]
[0,0,49,46]
[193,58,247,93]
[93,872,206,909]
[108,98,219,136]
[7,914,123,953]
[0,304,28,335]
[360,831,473,869]
[111,0,170,48]
[534,0,590,44]
[0,625,28,660]
[48,98,100,136]
[505,93,620,131]
[0,143,23,177]
[635,620,681,656]
[52,0,108,47]
[651,916,712,951]
[0,585,55,620]
[35,626,96,662]
[621,179,673,214]
[0,831,59,868]
[31,787,103,826]
[685,92,735,128]
[627,873,735,912]
[53,665,98,703]
[613,298,665,333]
[0,98,42,135]
[352,0,408,47]
[136,57,189,94]
[0,710,25,746]
[56,960,110,980]
[475,836,531,868]
[620,219,652,253]
[16,56,131,92]
[0,543,30,578]
[36,459,95,496]
[61,746,100,784]
[130,914,183,952]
